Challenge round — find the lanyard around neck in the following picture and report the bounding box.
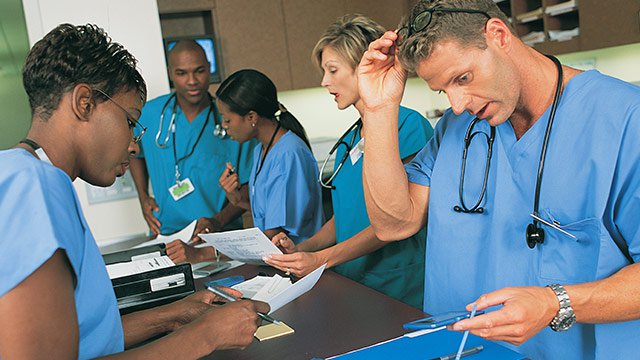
[172,105,213,182]
[253,123,282,186]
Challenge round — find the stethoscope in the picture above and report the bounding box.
[319,119,362,190]
[453,55,564,250]
[155,92,226,149]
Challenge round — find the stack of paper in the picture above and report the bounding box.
[232,264,326,314]
[545,0,578,16]
[515,7,543,23]
[549,27,580,41]
[521,31,546,46]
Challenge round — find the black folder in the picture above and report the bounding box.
[103,244,196,314]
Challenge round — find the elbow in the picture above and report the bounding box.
[371,223,403,242]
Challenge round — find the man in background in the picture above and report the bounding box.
[130,40,255,255]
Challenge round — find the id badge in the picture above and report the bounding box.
[349,137,365,165]
[169,178,195,201]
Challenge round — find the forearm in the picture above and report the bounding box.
[317,226,387,269]
[104,316,213,359]
[361,107,419,240]
[129,157,150,199]
[121,305,177,348]
[296,217,337,253]
[566,262,640,323]
[212,202,245,228]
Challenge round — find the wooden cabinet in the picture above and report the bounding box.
[496,0,640,55]
[214,0,292,90]
[579,0,640,51]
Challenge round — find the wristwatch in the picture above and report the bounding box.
[546,284,576,332]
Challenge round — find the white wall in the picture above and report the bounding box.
[22,0,170,244]
[283,42,640,139]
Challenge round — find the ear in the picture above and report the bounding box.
[245,110,258,124]
[484,18,513,52]
[71,84,94,122]
[167,66,174,82]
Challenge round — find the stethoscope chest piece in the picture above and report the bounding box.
[526,222,545,249]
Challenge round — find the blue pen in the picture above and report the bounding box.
[207,286,282,325]
[454,304,478,360]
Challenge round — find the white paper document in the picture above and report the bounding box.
[233,264,326,314]
[106,255,175,279]
[199,227,283,265]
[134,220,197,248]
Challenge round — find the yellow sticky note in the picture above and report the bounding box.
[254,322,295,341]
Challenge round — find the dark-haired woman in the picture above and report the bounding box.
[216,69,323,245]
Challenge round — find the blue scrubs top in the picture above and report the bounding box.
[136,94,256,234]
[0,149,124,359]
[332,106,433,309]
[405,70,640,359]
[249,130,323,244]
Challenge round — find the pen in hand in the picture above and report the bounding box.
[207,285,282,325]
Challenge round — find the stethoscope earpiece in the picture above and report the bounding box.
[526,222,545,249]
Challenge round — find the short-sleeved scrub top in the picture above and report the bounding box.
[332,106,434,309]
[405,70,640,359]
[0,148,124,359]
[136,93,256,234]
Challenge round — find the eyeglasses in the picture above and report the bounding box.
[397,7,491,46]
[93,88,146,143]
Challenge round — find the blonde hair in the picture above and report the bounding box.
[312,14,385,71]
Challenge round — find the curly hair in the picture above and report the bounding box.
[22,23,147,119]
[312,14,385,71]
[398,0,514,71]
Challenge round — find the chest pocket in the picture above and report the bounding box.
[538,209,601,284]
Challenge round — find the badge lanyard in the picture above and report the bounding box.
[172,106,212,184]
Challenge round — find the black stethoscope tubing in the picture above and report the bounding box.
[155,92,226,149]
[452,55,564,250]
[319,119,362,190]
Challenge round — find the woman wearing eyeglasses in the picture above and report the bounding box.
[264,15,434,309]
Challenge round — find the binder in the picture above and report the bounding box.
[103,245,196,314]
[323,328,525,359]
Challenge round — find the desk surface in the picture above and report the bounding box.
[199,265,427,360]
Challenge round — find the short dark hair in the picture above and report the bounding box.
[398,0,514,71]
[22,23,147,119]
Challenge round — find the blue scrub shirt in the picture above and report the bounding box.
[405,71,640,359]
[0,149,124,358]
[249,130,323,244]
[332,106,433,309]
[136,94,256,234]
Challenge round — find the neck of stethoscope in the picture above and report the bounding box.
[318,119,362,189]
[156,92,222,148]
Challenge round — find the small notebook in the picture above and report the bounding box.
[254,322,295,341]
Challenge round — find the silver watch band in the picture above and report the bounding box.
[547,283,576,332]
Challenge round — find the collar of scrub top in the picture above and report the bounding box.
[167,93,219,183]
[450,55,566,250]
[253,121,282,189]
[155,92,225,150]
[319,118,362,190]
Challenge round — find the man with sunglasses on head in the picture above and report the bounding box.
[0,23,268,358]
[358,0,640,358]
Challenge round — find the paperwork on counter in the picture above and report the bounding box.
[200,227,283,265]
[232,264,327,314]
